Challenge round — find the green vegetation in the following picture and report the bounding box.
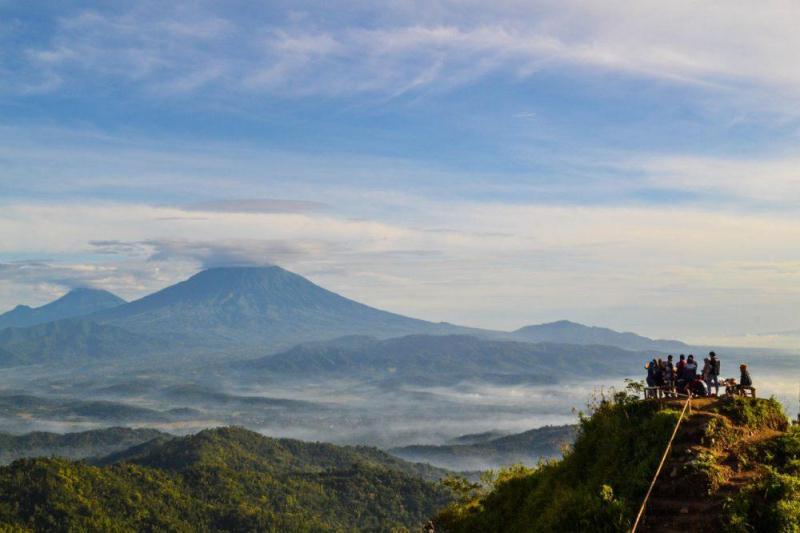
[724,426,800,532]
[0,426,451,532]
[435,393,800,533]
[435,391,680,532]
[0,427,169,465]
[710,396,788,431]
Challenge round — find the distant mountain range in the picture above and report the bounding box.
[0,288,124,330]
[513,320,687,353]
[232,333,643,386]
[0,427,168,465]
[390,424,577,471]
[0,265,687,366]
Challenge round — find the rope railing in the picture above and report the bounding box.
[630,392,692,533]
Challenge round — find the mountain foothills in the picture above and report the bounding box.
[0,265,684,367]
[0,319,161,365]
[0,426,452,532]
[0,288,124,330]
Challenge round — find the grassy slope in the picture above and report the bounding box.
[435,394,793,533]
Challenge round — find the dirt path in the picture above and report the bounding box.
[638,398,785,533]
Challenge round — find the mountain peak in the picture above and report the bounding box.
[92,264,453,354]
[0,288,126,330]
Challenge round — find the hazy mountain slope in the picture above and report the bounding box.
[513,320,688,352]
[0,426,452,531]
[0,347,22,367]
[94,266,477,355]
[234,334,643,385]
[0,318,161,366]
[0,427,168,465]
[390,424,577,471]
[0,288,125,330]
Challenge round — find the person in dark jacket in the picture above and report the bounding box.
[739,364,753,390]
[665,355,675,392]
[675,354,687,392]
[707,351,721,396]
[646,359,656,387]
[683,355,698,381]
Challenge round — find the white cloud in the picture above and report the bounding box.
[638,155,800,205]
[2,199,800,340]
[9,1,800,105]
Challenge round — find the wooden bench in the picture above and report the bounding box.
[644,387,662,399]
[739,386,756,398]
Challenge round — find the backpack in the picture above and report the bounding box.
[713,358,721,375]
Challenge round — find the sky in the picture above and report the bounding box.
[2,0,800,344]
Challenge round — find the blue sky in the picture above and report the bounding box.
[2,1,800,344]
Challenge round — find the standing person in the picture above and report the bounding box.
[665,355,675,392]
[708,352,721,396]
[702,357,712,382]
[686,355,698,379]
[654,359,665,387]
[646,359,655,387]
[676,354,687,392]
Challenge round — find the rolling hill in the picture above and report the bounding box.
[512,320,688,352]
[0,427,168,465]
[0,288,125,330]
[390,424,578,471]
[0,426,452,531]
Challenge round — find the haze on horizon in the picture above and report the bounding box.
[2,1,800,347]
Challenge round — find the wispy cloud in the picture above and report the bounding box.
[8,1,800,104]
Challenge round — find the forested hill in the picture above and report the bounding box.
[435,394,796,532]
[0,426,452,532]
[0,427,168,465]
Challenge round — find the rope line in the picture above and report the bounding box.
[630,393,692,533]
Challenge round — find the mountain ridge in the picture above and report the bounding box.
[513,319,688,352]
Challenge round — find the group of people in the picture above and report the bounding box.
[644,351,753,397]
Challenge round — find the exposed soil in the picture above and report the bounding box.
[638,397,785,533]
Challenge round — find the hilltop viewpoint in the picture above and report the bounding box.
[435,391,797,533]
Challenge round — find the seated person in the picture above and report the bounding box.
[687,377,709,397]
[739,364,753,393]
